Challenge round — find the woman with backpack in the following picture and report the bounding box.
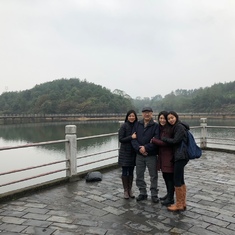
[161,111,189,211]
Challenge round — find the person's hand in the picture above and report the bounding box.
[139,146,148,156]
[132,132,137,139]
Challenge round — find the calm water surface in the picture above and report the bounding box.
[0,118,234,194]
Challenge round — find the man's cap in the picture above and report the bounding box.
[142,107,153,112]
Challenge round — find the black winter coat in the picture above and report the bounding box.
[131,119,159,156]
[161,121,189,162]
[118,121,136,166]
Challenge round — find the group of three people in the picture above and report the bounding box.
[118,107,189,211]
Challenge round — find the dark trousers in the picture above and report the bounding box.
[122,166,135,176]
[136,154,158,196]
[162,172,174,184]
[174,160,188,187]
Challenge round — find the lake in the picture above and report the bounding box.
[0,118,235,194]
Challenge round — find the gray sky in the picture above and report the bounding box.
[1,0,235,99]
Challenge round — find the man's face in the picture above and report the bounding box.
[142,111,153,122]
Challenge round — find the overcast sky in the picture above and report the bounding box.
[0,0,235,99]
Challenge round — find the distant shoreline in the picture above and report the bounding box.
[0,113,235,125]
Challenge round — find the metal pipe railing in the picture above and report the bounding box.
[0,160,67,177]
[0,169,68,187]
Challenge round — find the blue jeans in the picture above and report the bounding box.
[136,154,158,196]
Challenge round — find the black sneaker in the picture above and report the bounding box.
[136,194,148,201]
[151,196,160,203]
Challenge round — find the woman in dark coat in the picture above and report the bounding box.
[161,111,189,211]
[118,110,138,199]
[151,111,174,206]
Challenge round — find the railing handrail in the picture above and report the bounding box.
[207,126,235,129]
[0,139,68,151]
[0,159,67,177]
[76,132,118,141]
[1,112,235,116]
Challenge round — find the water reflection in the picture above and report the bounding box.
[0,121,120,150]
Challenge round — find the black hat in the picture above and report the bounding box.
[142,107,153,112]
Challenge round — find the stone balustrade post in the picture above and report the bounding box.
[200,118,207,149]
[65,125,77,178]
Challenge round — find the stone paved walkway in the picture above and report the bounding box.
[0,150,235,235]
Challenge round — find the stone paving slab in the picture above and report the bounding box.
[0,150,235,235]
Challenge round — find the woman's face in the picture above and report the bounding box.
[167,114,177,125]
[128,113,136,123]
[158,114,167,126]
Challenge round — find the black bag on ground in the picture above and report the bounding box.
[85,171,103,182]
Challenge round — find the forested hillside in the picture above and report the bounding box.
[0,79,135,114]
[133,81,235,113]
[0,79,234,114]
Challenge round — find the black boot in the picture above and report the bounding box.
[160,194,167,200]
[160,176,168,200]
[161,180,174,206]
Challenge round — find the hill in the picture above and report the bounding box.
[133,81,235,113]
[0,78,135,114]
[0,79,234,114]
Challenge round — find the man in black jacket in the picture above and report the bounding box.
[131,107,159,203]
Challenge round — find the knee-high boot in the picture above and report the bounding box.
[128,175,135,198]
[161,180,174,206]
[182,184,187,210]
[121,176,129,199]
[167,186,184,211]
[160,177,168,200]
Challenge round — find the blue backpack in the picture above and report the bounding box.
[181,130,202,160]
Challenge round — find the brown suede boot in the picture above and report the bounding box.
[182,184,187,210]
[121,176,129,199]
[128,175,135,199]
[167,186,184,212]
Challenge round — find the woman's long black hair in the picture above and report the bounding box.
[125,110,138,122]
[157,111,168,123]
[167,111,179,124]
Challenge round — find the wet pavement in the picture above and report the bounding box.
[0,150,235,235]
